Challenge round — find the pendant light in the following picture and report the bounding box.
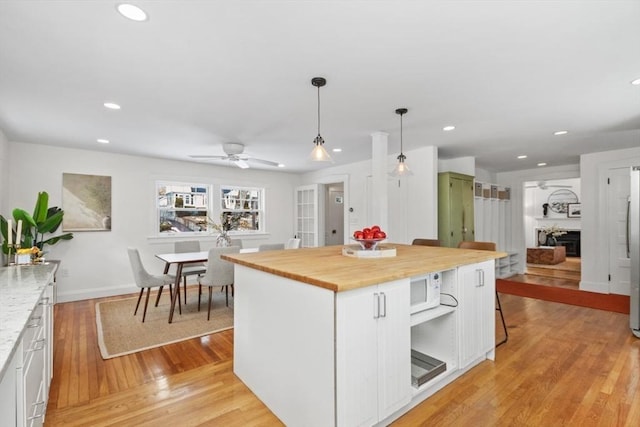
[391,108,413,176]
[309,77,333,162]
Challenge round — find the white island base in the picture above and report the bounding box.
[233,257,497,427]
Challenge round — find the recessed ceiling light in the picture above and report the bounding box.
[117,4,148,21]
[97,139,110,144]
[103,102,121,110]
[517,155,527,159]
[277,164,285,168]
[332,148,342,152]
[554,130,568,136]
[631,78,640,85]
[537,162,547,167]
[443,126,455,131]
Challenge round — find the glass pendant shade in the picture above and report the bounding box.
[391,153,413,176]
[310,77,333,162]
[310,135,332,162]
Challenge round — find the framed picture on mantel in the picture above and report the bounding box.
[567,203,581,218]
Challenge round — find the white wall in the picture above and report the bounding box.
[302,146,438,244]
[6,141,297,302]
[438,156,475,176]
[0,129,8,217]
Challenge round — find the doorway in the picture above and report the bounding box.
[324,182,344,246]
[522,178,582,287]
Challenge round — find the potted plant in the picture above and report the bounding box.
[1,191,74,257]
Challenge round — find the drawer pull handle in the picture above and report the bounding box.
[27,338,46,352]
[27,316,42,328]
[27,401,47,420]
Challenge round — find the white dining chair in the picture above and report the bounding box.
[174,240,207,302]
[127,248,176,322]
[258,243,285,251]
[198,246,240,320]
[285,238,301,249]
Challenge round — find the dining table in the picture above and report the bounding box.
[155,250,209,323]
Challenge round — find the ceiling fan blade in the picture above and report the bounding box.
[189,155,227,159]
[248,158,280,167]
[233,159,250,169]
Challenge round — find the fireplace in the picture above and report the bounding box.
[536,229,581,257]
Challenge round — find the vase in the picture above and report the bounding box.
[546,236,557,246]
[216,233,231,247]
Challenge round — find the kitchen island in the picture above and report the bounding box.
[223,244,506,427]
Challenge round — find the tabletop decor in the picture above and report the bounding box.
[540,224,567,246]
[1,191,73,263]
[208,216,232,247]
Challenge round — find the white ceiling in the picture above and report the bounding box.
[1,1,639,173]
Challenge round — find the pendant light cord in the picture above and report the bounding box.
[317,85,321,137]
[400,112,403,154]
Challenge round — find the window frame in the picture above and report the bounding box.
[219,184,265,234]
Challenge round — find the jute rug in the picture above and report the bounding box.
[96,290,233,359]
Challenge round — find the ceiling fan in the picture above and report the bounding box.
[525,181,572,190]
[189,142,279,169]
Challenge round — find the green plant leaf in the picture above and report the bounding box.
[38,210,64,234]
[33,191,49,223]
[42,233,73,246]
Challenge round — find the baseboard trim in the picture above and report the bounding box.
[579,280,609,294]
[57,284,136,303]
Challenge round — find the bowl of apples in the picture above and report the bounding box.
[352,225,387,250]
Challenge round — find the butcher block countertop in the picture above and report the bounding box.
[222,243,507,292]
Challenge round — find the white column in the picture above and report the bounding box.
[370,132,388,230]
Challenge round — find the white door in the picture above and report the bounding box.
[295,184,319,248]
[608,167,631,295]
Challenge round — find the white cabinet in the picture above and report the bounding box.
[457,261,496,369]
[336,279,411,426]
[0,271,55,427]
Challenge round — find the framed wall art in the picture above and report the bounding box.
[62,173,112,231]
[567,203,581,218]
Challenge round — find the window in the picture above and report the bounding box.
[157,182,209,234]
[155,181,265,235]
[220,186,263,232]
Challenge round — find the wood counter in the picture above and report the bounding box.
[222,243,506,292]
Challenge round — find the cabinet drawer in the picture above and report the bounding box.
[22,302,45,361]
[23,330,46,427]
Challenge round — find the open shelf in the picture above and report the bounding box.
[410,305,455,327]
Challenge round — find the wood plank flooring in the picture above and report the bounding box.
[45,283,639,426]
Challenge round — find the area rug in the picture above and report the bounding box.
[96,290,233,359]
[497,279,630,314]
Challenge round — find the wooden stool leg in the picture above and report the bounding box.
[496,291,508,347]
[134,288,144,315]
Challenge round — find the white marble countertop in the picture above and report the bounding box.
[0,263,57,381]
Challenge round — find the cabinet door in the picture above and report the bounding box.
[458,261,495,368]
[336,279,411,426]
[376,280,411,420]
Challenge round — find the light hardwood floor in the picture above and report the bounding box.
[44,284,639,426]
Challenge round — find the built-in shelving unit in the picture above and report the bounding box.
[409,269,457,389]
[474,181,518,278]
